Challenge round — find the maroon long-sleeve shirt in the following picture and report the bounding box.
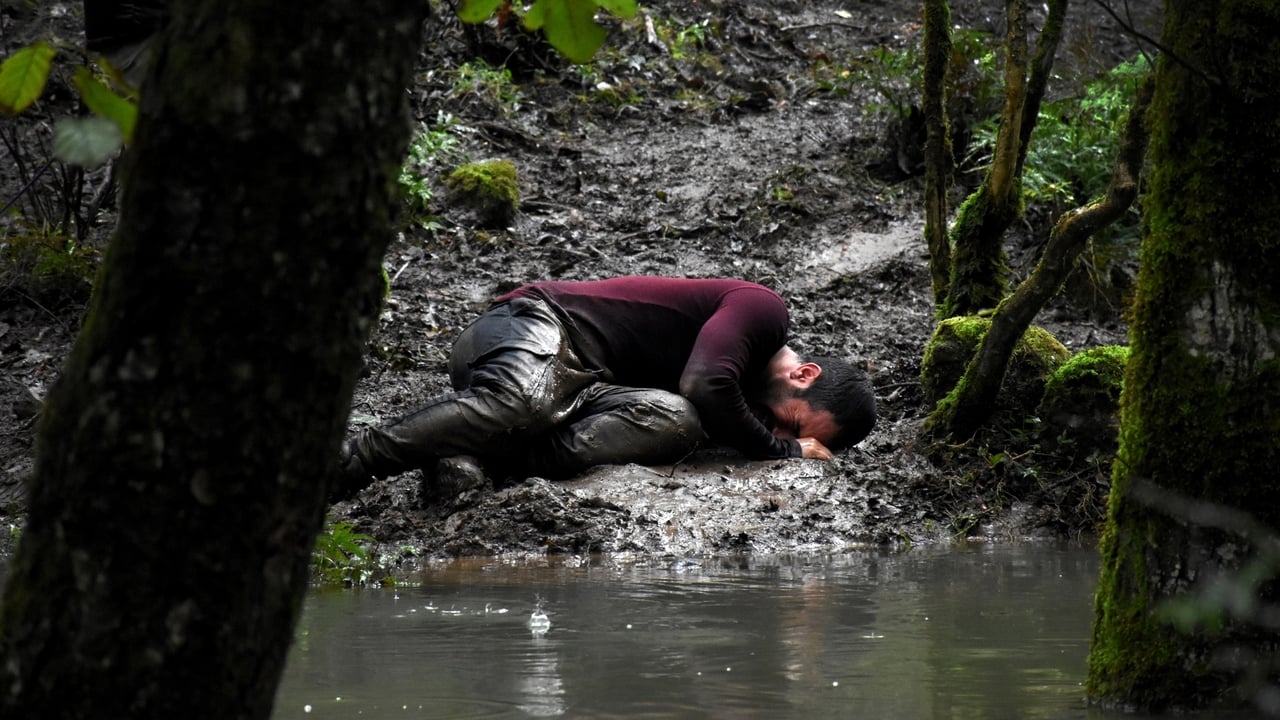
[500,276,801,460]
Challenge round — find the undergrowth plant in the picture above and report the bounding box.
[812,28,1001,125]
[0,40,137,166]
[651,16,713,60]
[312,519,386,587]
[970,55,1151,298]
[1,38,135,290]
[399,111,465,229]
[450,59,523,114]
[0,220,100,308]
[975,55,1152,211]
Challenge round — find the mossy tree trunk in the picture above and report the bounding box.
[1014,0,1066,178]
[926,74,1153,439]
[941,0,1067,318]
[1088,0,1280,711]
[0,1,426,718]
[940,0,1026,317]
[922,0,952,307]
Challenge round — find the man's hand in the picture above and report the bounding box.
[796,437,833,461]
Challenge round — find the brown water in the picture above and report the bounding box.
[273,543,1150,719]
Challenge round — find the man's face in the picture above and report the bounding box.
[768,396,839,446]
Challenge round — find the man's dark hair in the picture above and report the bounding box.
[799,356,876,451]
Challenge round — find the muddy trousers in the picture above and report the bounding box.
[343,297,706,482]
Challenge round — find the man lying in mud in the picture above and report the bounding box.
[334,276,876,501]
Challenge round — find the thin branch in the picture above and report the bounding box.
[1129,478,1280,553]
[1090,0,1220,88]
[0,161,54,218]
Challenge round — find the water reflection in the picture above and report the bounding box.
[274,544,1103,719]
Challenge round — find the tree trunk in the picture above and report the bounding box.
[1015,0,1066,177]
[941,0,1068,318]
[941,0,1026,317]
[1088,0,1280,711]
[922,0,952,307]
[926,74,1153,439]
[0,2,427,718]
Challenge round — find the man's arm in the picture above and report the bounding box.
[678,286,799,460]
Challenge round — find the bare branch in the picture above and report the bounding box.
[1091,0,1220,88]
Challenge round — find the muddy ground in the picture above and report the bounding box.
[0,1,1160,566]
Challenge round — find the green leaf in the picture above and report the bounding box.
[95,56,140,101]
[73,66,137,143]
[527,0,606,64]
[595,0,638,18]
[53,116,122,168]
[524,0,546,30]
[457,0,505,23]
[0,41,57,115]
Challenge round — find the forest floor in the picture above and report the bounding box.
[0,0,1161,566]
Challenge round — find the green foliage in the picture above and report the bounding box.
[312,519,385,587]
[399,111,463,226]
[650,16,712,60]
[72,66,136,142]
[0,41,56,114]
[450,60,523,114]
[975,56,1151,209]
[946,30,1004,124]
[811,29,1000,122]
[0,223,100,307]
[457,0,638,64]
[0,41,138,167]
[446,158,520,226]
[53,117,123,168]
[855,44,921,119]
[999,56,1151,305]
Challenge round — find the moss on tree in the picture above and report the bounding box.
[1037,345,1128,458]
[942,181,1018,317]
[1087,0,1280,710]
[920,315,1068,425]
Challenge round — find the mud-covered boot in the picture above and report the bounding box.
[330,438,378,502]
[420,455,492,507]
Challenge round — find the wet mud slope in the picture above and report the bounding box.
[0,0,1160,562]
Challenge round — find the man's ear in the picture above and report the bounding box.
[791,362,823,386]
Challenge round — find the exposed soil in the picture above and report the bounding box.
[0,1,1160,565]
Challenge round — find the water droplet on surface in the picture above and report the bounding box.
[529,609,551,635]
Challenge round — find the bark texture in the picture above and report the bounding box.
[0,1,427,718]
[941,0,1027,317]
[921,0,952,306]
[941,0,1068,318]
[1014,0,1066,177]
[1088,0,1280,710]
